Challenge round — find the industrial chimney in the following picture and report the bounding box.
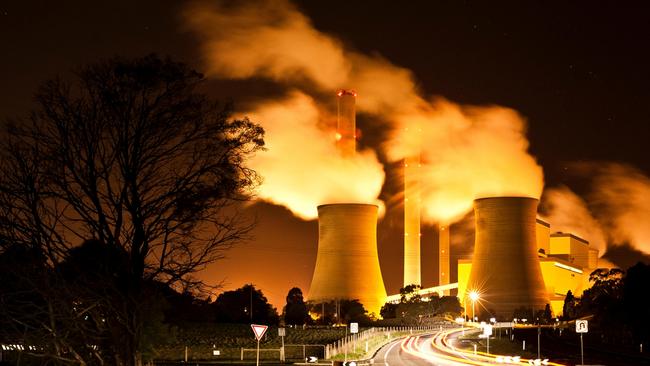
[438,224,450,293]
[307,204,387,316]
[403,154,421,287]
[466,197,548,319]
[336,90,357,157]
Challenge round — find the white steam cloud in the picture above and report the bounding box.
[245,92,384,219]
[184,0,544,223]
[541,186,607,255]
[586,163,650,255]
[387,100,544,223]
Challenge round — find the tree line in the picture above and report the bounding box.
[562,263,650,346]
[0,55,264,366]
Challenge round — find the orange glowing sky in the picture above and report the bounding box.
[2,0,650,310]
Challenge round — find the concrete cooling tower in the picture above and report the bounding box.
[466,197,548,319]
[307,203,387,316]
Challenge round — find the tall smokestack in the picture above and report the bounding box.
[403,155,421,287]
[466,197,548,319]
[438,224,450,293]
[307,204,387,316]
[336,90,357,157]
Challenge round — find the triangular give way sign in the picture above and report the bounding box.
[251,324,268,341]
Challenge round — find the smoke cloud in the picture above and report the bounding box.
[245,92,384,219]
[387,100,545,223]
[585,163,650,255]
[183,0,423,114]
[183,1,350,90]
[184,0,544,223]
[540,186,607,255]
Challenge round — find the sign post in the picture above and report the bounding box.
[576,320,588,365]
[278,328,286,361]
[538,325,541,360]
[350,322,359,354]
[483,324,493,354]
[251,324,268,366]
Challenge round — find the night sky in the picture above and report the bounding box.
[2,1,650,308]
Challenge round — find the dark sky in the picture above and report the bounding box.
[2,1,649,308]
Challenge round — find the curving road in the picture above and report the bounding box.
[372,327,567,366]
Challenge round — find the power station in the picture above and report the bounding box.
[307,89,387,316]
[464,197,549,318]
[307,90,608,320]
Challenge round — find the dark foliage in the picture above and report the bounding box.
[307,299,370,325]
[0,54,264,365]
[379,285,461,323]
[213,284,279,325]
[562,265,650,345]
[623,263,650,344]
[283,287,310,326]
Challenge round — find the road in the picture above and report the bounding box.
[372,327,567,366]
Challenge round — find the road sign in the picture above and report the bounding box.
[576,320,588,333]
[212,350,220,356]
[350,322,359,333]
[251,324,268,340]
[307,356,318,363]
[278,327,286,337]
[483,324,493,336]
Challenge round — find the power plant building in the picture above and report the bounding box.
[458,197,607,318]
[307,88,606,320]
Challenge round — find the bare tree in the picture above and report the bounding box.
[0,55,264,365]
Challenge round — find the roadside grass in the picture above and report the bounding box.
[153,323,348,361]
[455,331,538,360]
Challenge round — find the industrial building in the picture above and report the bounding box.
[458,197,607,319]
[307,90,606,320]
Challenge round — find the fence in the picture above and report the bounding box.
[326,324,455,359]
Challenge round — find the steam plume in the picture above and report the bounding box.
[245,92,384,219]
[184,0,544,223]
[586,163,650,255]
[387,100,544,223]
[540,186,607,255]
[183,1,423,114]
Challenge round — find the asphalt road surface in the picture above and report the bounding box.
[372,327,566,366]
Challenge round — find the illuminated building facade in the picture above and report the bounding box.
[307,203,387,316]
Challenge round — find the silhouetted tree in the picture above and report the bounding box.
[622,262,650,344]
[399,284,422,303]
[213,284,279,325]
[380,302,398,319]
[578,268,625,328]
[283,287,310,325]
[0,55,264,366]
[542,303,553,323]
[512,307,534,322]
[307,299,370,325]
[437,296,462,316]
[562,290,577,320]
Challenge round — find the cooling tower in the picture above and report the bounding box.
[336,90,356,157]
[308,203,387,316]
[466,197,548,319]
[403,155,421,287]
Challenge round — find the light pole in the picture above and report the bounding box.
[463,292,468,320]
[469,290,479,322]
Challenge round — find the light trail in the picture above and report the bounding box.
[397,327,567,366]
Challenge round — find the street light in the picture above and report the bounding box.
[469,290,480,322]
[463,292,468,320]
